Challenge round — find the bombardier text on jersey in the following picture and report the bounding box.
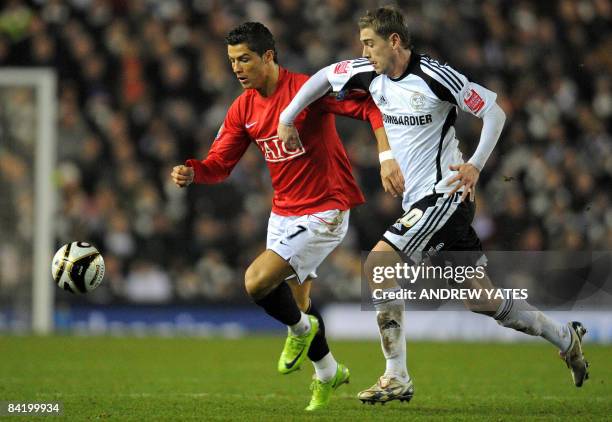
[383,113,433,126]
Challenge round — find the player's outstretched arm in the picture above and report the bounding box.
[447,102,506,201]
[278,67,332,149]
[177,99,251,186]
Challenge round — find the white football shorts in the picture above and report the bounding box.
[266,209,350,283]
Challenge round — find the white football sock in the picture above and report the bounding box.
[493,298,572,351]
[375,297,409,382]
[312,352,338,382]
[289,311,311,336]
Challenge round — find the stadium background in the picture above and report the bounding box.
[0,0,611,338]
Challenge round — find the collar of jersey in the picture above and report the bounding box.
[389,52,420,82]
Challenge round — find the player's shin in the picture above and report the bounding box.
[307,301,338,382]
[492,297,571,351]
[260,282,319,375]
[254,281,310,332]
[374,293,409,382]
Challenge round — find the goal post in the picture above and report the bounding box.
[0,68,57,334]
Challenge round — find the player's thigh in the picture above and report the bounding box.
[288,278,312,312]
[372,194,450,290]
[422,199,488,272]
[244,249,296,297]
[420,200,495,312]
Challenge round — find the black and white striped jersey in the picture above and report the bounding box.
[326,53,497,210]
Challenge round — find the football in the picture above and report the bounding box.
[51,241,105,294]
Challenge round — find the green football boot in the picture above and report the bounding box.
[277,315,319,374]
[305,363,350,411]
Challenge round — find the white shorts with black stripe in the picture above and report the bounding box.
[382,192,486,266]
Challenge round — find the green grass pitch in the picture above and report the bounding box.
[1,336,610,421]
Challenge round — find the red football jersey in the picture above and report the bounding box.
[186,67,383,216]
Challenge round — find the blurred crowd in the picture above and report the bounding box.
[0,0,610,305]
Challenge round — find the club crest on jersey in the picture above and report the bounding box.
[256,135,306,163]
[410,93,426,111]
[464,89,485,113]
[334,61,351,74]
[377,95,388,106]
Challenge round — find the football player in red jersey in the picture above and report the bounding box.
[170,22,403,411]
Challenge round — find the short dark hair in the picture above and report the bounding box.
[225,22,277,62]
[358,6,411,49]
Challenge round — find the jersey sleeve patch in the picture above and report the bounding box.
[327,59,375,93]
[463,89,485,113]
[333,61,351,74]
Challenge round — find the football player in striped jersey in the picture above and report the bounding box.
[278,6,589,405]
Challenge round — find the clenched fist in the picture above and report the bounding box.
[171,165,194,188]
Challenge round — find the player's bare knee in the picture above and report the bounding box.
[244,265,273,300]
[365,248,387,283]
[365,250,401,292]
